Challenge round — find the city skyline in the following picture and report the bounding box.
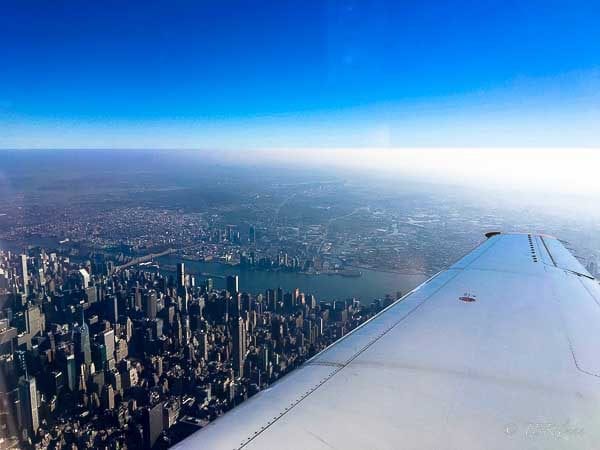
[0,241,385,448]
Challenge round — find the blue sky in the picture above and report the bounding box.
[1,0,599,149]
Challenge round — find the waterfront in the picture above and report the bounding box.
[0,238,428,302]
[157,255,427,302]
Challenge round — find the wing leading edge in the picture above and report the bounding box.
[175,233,600,450]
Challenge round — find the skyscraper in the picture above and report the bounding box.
[266,289,275,311]
[74,309,92,367]
[142,402,163,448]
[63,353,77,392]
[232,316,246,378]
[176,262,185,290]
[133,285,142,310]
[102,328,115,365]
[198,330,208,360]
[284,292,294,312]
[234,293,242,316]
[20,254,28,295]
[143,290,157,320]
[226,275,239,296]
[101,384,115,410]
[78,268,90,288]
[18,375,39,437]
[105,295,118,325]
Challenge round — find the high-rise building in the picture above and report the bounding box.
[133,286,142,310]
[101,329,115,364]
[226,275,239,296]
[18,375,39,437]
[78,268,90,288]
[143,291,157,320]
[92,343,107,371]
[74,309,92,366]
[198,330,208,360]
[284,292,294,312]
[20,254,28,295]
[176,263,185,289]
[151,318,163,339]
[232,317,246,378]
[249,225,256,244]
[105,295,118,325]
[234,293,242,316]
[142,402,163,448]
[293,288,300,305]
[24,305,42,337]
[106,369,122,395]
[306,294,317,309]
[101,383,115,410]
[261,345,269,372]
[173,315,182,346]
[227,225,237,243]
[63,354,77,392]
[265,289,275,311]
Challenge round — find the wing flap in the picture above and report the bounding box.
[554,274,600,377]
[539,235,593,278]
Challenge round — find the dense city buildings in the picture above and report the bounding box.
[0,247,389,449]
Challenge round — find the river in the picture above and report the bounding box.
[0,238,427,303]
[157,255,427,303]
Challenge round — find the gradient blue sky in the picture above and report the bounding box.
[1,0,599,149]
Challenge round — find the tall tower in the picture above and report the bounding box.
[64,354,77,392]
[232,316,246,378]
[198,330,208,360]
[74,309,92,366]
[226,275,239,296]
[143,290,157,320]
[106,295,118,326]
[18,375,39,437]
[101,328,115,366]
[142,402,163,448]
[101,384,115,410]
[176,263,185,290]
[20,254,28,295]
[78,268,90,288]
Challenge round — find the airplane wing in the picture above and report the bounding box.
[174,232,600,450]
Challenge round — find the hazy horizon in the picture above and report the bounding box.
[3,147,599,197]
